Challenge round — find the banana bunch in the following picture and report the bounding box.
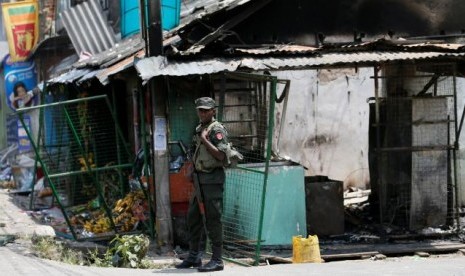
[72,190,147,234]
[83,213,111,233]
[113,190,147,232]
[113,190,145,213]
[78,153,96,171]
[114,212,139,232]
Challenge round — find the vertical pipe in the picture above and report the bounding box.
[452,71,460,229]
[374,66,383,225]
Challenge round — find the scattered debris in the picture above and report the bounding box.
[344,188,371,206]
[414,252,430,258]
[373,254,387,260]
[0,234,16,246]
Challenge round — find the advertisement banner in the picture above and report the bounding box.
[1,1,39,62]
[3,54,37,111]
[18,114,32,153]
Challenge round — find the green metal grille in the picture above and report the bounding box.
[16,95,153,241]
[215,72,277,265]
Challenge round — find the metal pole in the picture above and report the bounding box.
[139,83,156,239]
[255,76,276,265]
[145,0,171,250]
[452,71,460,229]
[147,0,163,56]
[17,95,107,112]
[139,0,148,55]
[374,66,383,225]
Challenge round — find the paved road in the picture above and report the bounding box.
[1,245,465,276]
[2,190,465,275]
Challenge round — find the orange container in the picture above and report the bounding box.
[169,161,194,203]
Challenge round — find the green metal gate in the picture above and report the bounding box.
[215,72,277,265]
[16,95,153,241]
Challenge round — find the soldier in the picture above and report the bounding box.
[176,97,228,272]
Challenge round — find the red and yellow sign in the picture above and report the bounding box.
[1,1,39,62]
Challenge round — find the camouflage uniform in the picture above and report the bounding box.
[188,119,229,262]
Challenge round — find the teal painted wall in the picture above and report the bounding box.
[121,0,181,38]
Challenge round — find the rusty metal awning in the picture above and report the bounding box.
[135,51,465,84]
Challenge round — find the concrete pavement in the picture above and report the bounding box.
[0,190,43,237]
[2,189,465,275]
[1,245,465,276]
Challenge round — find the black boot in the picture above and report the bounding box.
[175,251,202,269]
[197,259,224,272]
[198,246,223,272]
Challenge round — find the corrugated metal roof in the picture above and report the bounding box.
[50,40,465,85]
[74,35,144,68]
[135,51,465,84]
[403,42,465,50]
[47,0,260,85]
[327,39,465,52]
[48,68,92,84]
[166,0,257,39]
[93,50,145,85]
[235,45,319,55]
[60,0,117,55]
[50,47,145,85]
[76,69,102,84]
[135,56,241,81]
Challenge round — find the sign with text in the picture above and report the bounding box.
[3,54,37,111]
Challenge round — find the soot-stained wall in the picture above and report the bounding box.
[231,0,465,45]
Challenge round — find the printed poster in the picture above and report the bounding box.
[3,54,37,111]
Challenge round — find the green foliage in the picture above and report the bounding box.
[109,234,150,268]
[31,234,156,269]
[87,248,113,267]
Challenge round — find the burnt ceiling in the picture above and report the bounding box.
[228,0,465,45]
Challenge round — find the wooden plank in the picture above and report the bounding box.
[320,242,465,261]
[379,243,465,255]
[321,251,379,261]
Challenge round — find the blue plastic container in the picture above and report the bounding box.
[121,0,181,38]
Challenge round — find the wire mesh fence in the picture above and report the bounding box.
[370,63,460,231]
[16,95,152,241]
[214,72,277,264]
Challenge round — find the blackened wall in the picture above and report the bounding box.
[229,0,465,45]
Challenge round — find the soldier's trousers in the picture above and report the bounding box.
[187,182,224,257]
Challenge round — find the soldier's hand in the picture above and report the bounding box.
[200,128,209,142]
